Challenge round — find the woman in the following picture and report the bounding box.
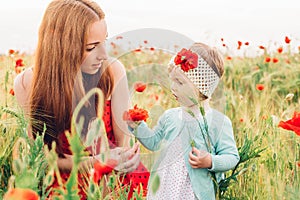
[14,0,149,199]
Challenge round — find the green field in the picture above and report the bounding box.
[0,40,299,199]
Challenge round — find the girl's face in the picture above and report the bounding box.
[169,67,199,108]
[81,19,108,74]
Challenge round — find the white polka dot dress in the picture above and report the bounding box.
[147,133,198,200]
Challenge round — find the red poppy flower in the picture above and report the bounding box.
[149,47,155,51]
[134,81,147,92]
[278,112,300,136]
[8,49,15,55]
[144,40,148,44]
[277,47,283,53]
[259,45,265,49]
[226,56,232,60]
[256,84,264,91]
[93,159,118,183]
[123,104,149,122]
[134,48,142,53]
[9,89,15,96]
[15,59,24,67]
[174,48,198,72]
[237,41,242,49]
[244,42,249,46]
[222,43,226,47]
[285,36,291,44]
[265,57,271,63]
[4,188,39,200]
[272,58,279,63]
[221,38,224,42]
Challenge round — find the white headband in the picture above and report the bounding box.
[169,52,220,98]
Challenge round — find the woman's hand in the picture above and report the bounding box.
[188,147,212,169]
[101,143,140,173]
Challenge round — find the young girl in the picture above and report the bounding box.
[127,43,240,199]
[13,0,149,199]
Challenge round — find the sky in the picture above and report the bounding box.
[0,0,299,55]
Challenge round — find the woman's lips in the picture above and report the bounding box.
[92,60,103,68]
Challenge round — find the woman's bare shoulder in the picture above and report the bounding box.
[13,67,33,110]
[107,58,126,78]
[14,67,33,91]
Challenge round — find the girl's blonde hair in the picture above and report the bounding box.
[30,0,113,155]
[190,42,224,100]
[190,42,224,77]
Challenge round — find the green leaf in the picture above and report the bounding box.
[188,96,199,105]
[190,139,195,147]
[199,106,205,116]
[186,109,195,118]
[130,137,134,148]
[151,174,160,194]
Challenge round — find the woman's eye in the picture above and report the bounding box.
[85,45,96,51]
[86,46,96,52]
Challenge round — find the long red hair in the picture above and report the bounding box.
[30,0,113,155]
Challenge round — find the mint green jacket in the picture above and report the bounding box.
[132,107,240,200]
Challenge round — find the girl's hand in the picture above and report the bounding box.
[188,147,212,169]
[126,120,141,129]
[123,106,148,130]
[123,110,142,129]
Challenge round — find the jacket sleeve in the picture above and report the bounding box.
[209,116,240,172]
[130,112,168,151]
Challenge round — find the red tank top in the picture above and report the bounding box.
[58,100,116,154]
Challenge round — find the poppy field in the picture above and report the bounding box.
[0,36,300,199]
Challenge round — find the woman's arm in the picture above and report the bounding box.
[109,59,132,147]
[13,69,70,171]
[14,68,34,138]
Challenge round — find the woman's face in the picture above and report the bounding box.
[169,67,199,107]
[81,19,108,74]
